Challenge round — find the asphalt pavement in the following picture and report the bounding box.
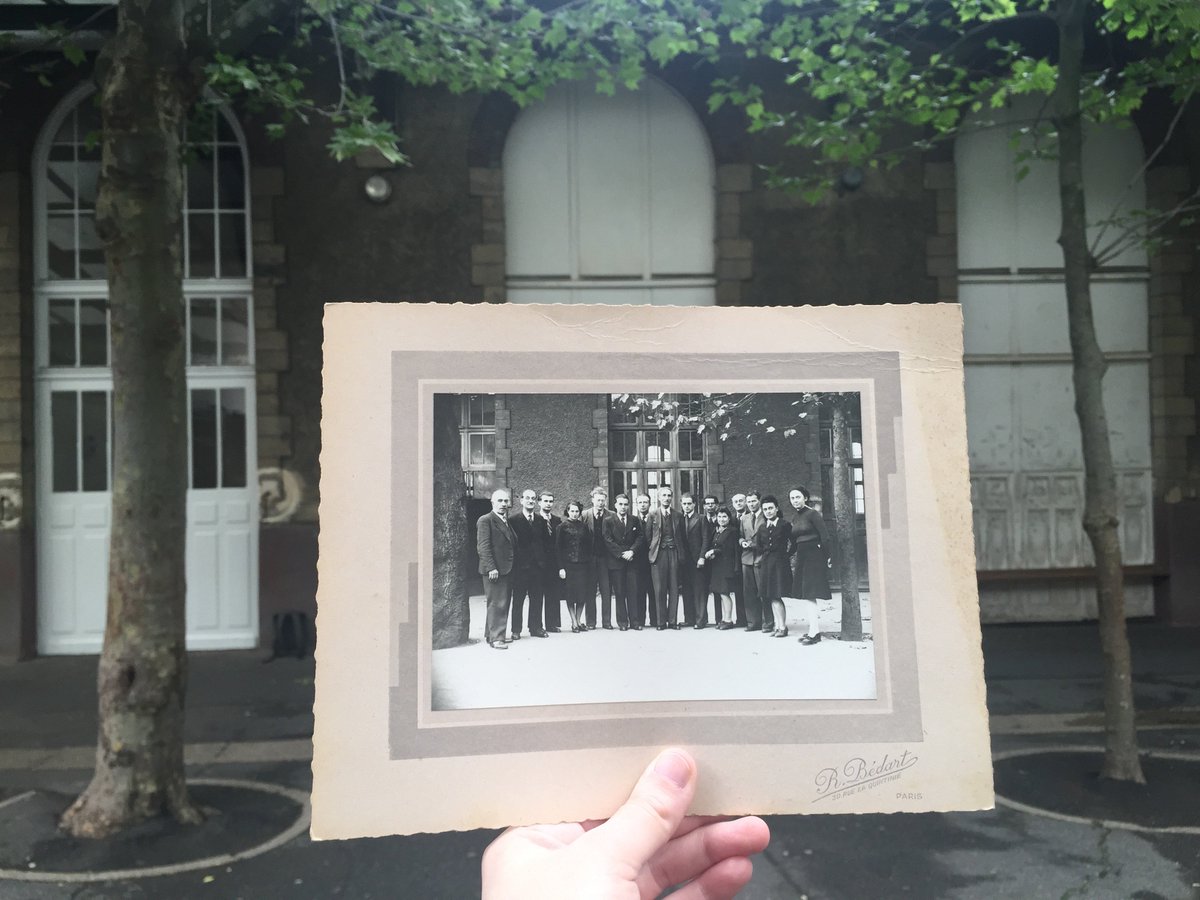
[0,622,1198,899]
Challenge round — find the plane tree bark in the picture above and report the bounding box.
[59,0,203,838]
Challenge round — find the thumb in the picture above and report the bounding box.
[586,749,696,869]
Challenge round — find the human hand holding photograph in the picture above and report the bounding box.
[312,302,993,839]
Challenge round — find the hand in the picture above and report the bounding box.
[482,749,769,900]
[705,550,716,559]
[697,558,705,568]
[488,569,500,582]
[622,550,634,561]
[559,569,567,580]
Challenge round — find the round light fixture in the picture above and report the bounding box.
[364,174,393,203]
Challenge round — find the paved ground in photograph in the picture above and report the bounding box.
[432,594,875,708]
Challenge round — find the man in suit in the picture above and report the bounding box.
[730,493,748,626]
[603,493,644,630]
[738,490,767,632]
[647,486,685,629]
[477,488,515,649]
[507,488,546,639]
[681,493,712,628]
[632,492,655,628]
[536,491,562,632]
[580,487,613,629]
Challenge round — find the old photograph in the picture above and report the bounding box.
[430,390,875,710]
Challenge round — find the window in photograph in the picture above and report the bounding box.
[819,412,865,516]
[609,393,706,502]
[460,394,497,471]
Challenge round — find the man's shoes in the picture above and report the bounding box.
[619,625,629,631]
[744,625,756,632]
[531,629,549,638]
[488,641,508,650]
[603,624,614,630]
[547,626,561,633]
[799,634,821,646]
[510,633,521,641]
[656,625,667,631]
[632,624,643,631]
[668,623,681,630]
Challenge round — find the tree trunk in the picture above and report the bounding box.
[1054,0,1144,783]
[432,393,471,648]
[832,396,862,641]
[60,0,204,838]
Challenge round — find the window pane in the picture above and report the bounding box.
[51,392,78,492]
[220,388,247,488]
[48,298,76,366]
[76,147,100,211]
[221,297,250,364]
[189,297,218,365]
[77,213,105,279]
[190,389,218,489]
[46,146,76,212]
[47,214,76,279]
[610,431,637,463]
[186,155,214,211]
[645,431,671,463]
[51,114,75,146]
[852,430,863,460]
[78,299,108,366]
[187,213,215,278]
[218,212,247,278]
[216,147,245,209]
[216,110,237,144]
[820,427,832,460]
[469,433,485,466]
[81,391,108,491]
[76,99,101,141]
[679,430,703,461]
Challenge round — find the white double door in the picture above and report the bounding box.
[36,371,258,654]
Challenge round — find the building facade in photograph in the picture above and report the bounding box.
[0,16,1197,660]
[448,392,867,585]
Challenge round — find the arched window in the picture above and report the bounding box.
[503,79,715,305]
[33,84,258,653]
[956,99,1153,617]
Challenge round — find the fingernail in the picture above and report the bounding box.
[654,750,693,789]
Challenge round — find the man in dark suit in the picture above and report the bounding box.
[580,487,613,629]
[477,488,515,649]
[738,490,766,632]
[509,488,549,639]
[536,491,562,632]
[646,486,685,629]
[680,492,712,628]
[603,493,644,630]
[632,493,654,628]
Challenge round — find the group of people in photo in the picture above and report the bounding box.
[474,483,834,651]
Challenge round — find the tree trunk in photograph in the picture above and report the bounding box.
[1054,0,1144,783]
[59,0,204,838]
[831,397,862,641]
[432,393,471,648]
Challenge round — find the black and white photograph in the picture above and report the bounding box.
[429,390,876,710]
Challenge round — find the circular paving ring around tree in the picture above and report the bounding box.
[0,778,310,883]
[993,745,1200,835]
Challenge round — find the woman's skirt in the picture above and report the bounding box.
[791,541,832,600]
[563,561,590,609]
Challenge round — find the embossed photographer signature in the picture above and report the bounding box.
[812,750,919,803]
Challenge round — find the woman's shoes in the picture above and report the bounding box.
[799,633,821,645]
[571,624,581,633]
[772,628,789,638]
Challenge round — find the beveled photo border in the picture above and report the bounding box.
[387,352,916,758]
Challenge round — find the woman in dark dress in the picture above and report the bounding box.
[555,500,590,632]
[786,485,832,646]
[754,496,794,637]
[702,508,739,628]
